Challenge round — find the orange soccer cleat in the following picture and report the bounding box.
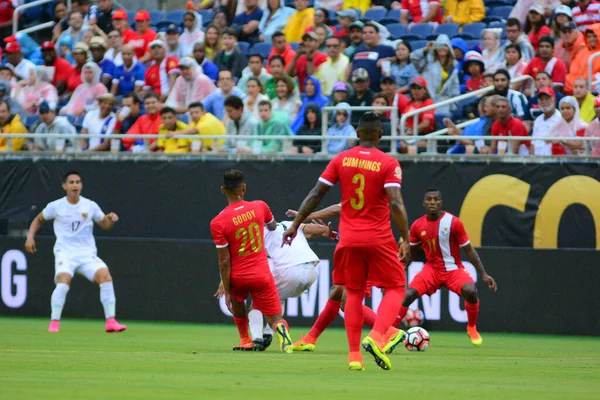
[233,337,255,351]
[348,351,364,371]
[292,334,316,352]
[467,326,483,346]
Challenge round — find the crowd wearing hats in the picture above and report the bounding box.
[1,0,600,156]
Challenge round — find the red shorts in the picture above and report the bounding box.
[230,274,281,316]
[410,265,475,296]
[333,247,373,297]
[334,240,406,291]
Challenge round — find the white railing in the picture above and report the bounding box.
[400,75,536,139]
[13,0,71,36]
[589,52,600,88]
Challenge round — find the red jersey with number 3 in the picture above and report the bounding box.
[210,200,274,279]
[319,146,403,247]
[409,212,470,271]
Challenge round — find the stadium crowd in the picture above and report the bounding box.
[1,0,600,155]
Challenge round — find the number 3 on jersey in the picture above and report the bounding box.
[235,222,262,256]
[351,173,365,210]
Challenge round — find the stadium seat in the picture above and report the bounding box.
[466,40,481,50]
[386,9,401,21]
[349,8,362,18]
[328,9,337,22]
[490,6,513,20]
[461,22,486,39]
[364,8,387,22]
[149,10,164,25]
[290,42,300,51]
[250,42,272,58]
[380,18,399,26]
[435,23,459,38]
[177,114,190,124]
[156,20,177,32]
[386,23,407,39]
[127,11,136,25]
[401,34,425,41]
[165,10,186,23]
[488,21,507,38]
[409,23,434,38]
[237,42,250,54]
[411,40,429,50]
[198,9,213,23]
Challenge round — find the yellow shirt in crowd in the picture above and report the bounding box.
[285,8,315,43]
[0,114,27,152]
[194,112,226,150]
[157,121,190,153]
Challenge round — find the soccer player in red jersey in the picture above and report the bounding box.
[210,170,293,353]
[397,188,498,346]
[283,112,411,371]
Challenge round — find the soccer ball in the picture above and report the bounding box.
[404,308,424,327]
[404,327,430,352]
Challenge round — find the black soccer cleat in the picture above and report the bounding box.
[252,338,266,351]
[262,333,273,349]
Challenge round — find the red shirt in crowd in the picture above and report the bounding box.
[528,26,552,50]
[404,98,435,133]
[401,0,442,23]
[296,52,328,92]
[523,56,567,87]
[45,56,74,86]
[267,44,296,73]
[144,56,179,96]
[466,74,483,92]
[67,65,83,93]
[121,113,162,150]
[125,28,157,59]
[0,0,14,24]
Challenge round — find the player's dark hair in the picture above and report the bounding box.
[538,35,554,47]
[189,101,205,111]
[269,55,285,67]
[504,43,522,59]
[356,111,382,140]
[506,18,521,29]
[223,169,244,191]
[493,68,510,81]
[363,22,379,33]
[249,53,264,63]
[160,106,176,116]
[223,27,238,38]
[224,95,244,110]
[425,187,442,197]
[63,171,81,182]
[258,99,272,109]
[272,31,285,40]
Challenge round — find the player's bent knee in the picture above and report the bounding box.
[93,268,112,284]
[461,284,478,302]
[329,285,344,302]
[403,288,419,305]
[56,273,72,285]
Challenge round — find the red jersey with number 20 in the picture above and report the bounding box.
[319,146,403,247]
[210,200,274,279]
[409,211,470,271]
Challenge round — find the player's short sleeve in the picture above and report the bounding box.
[210,219,229,248]
[383,157,402,188]
[409,221,421,245]
[42,201,57,220]
[452,217,470,247]
[319,155,341,186]
[91,201,105,222]
[261,201,274,224]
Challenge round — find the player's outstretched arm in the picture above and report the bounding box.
[463,244,497,292]
[216,247,234,312]
[385,186,411,265]
[96,213,119,231]
[303,220,338,240]
[25,213,45,254]
[285,203,342,221]
[283,182,331,245]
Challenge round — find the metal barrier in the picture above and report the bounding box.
[13,0,71,36]
[589,52,600,88]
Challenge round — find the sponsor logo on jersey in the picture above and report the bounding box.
[82,213,88,219]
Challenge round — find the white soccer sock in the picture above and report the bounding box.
[50,283,69,321]
[248,309,264,340]
[263,323,273,335]
[99,281,116,319]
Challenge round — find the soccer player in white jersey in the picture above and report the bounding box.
[25,171,127,333]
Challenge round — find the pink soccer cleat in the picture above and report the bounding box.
[48,320,60,333]
[105,318,127,333]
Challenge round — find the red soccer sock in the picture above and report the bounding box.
[465,300,480,328]
[344,290,364,353]
[233,317,251,341]
[394,305,409,327]
[372,288,405,336]
[362,304,376,328]
[307,299,341,340]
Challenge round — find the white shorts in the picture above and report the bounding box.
[272,262,319,300]
[54,254,108,283]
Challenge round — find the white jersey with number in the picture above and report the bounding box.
[42,196,105,257]
[264,221,320,269]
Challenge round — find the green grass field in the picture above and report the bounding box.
[1,318,598,400]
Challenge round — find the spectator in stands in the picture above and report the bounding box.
[40,42,73,96]
[81,93,117,151]
[573,78,596,122]
[165,24,185,59]
[30,101,77,151]
[403,77,435,149]
[13,67,58,115]
[211,11,229,32]
[306,8,338,36]
[288,32,328,93]
[481,28,504,73]
[343,0,370,14]
[243,77,270,118]
[180,12,205,57]
[390,40,417,95]
[128,10,157,63]
[523,36,567,92]
[410,34,460,114]
[314,24,334,53]
[335,9,356,38]
[214,28,248,79]
[0,67,16,86]
[58,11,88,52]
[490,96,530,155]
[566,24,600,94]
[189,45,216,84]
[60,62,108,116]
[584,95,600,156]
[111,9,134,43]
[239,54,273,94]
[524,71,564,130]
[572,0,600,33]
[144,40,179,102]
[89,37,115,89]
[224,95,257,153]
[348,22,395,93]
[555,22,585,70]
[380,76,409,118]
[461,72,494,119]
[94,0,115,34]
[253,100,291,153]
[259,0,295,43]
[64,42,89,100]
[348,68,374,124]
[203,70,246,120]
[500,18,535,63]
[500,44,528,85]
[233,0,263,45]
[442,0,484,25]
[344,21,364,58]
[316,36,349,96]
[326,102,356,154]
[271,75,302,123]
[71,0,94,28]
[121,94,162,151]
[105,30,124,67]
[52,1,69,41]
[292,76,329,132]
[331,81,350,105]
[265,56,287,98]
[531,87,573,155]
[451,37,468,92]
[445,95,495,154]
[372,92,390,123]
[509,0,558,25]
[492,69,528,119]
[185,102,226,151]
[285,0,315,43]
[0,100,26,152]
[4,42,35,82]
[165,57,216,114]
[115,93,143,134]
[551,5,573,40]
[464,51,485,92]
[400,0,442,25]
[0,80,22,116]
[292,102,322,154]
[151,107,191,153]
[267,31,297,72]
[559,96,588,149]
[111,45,145,96]
[525,5,552,51]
